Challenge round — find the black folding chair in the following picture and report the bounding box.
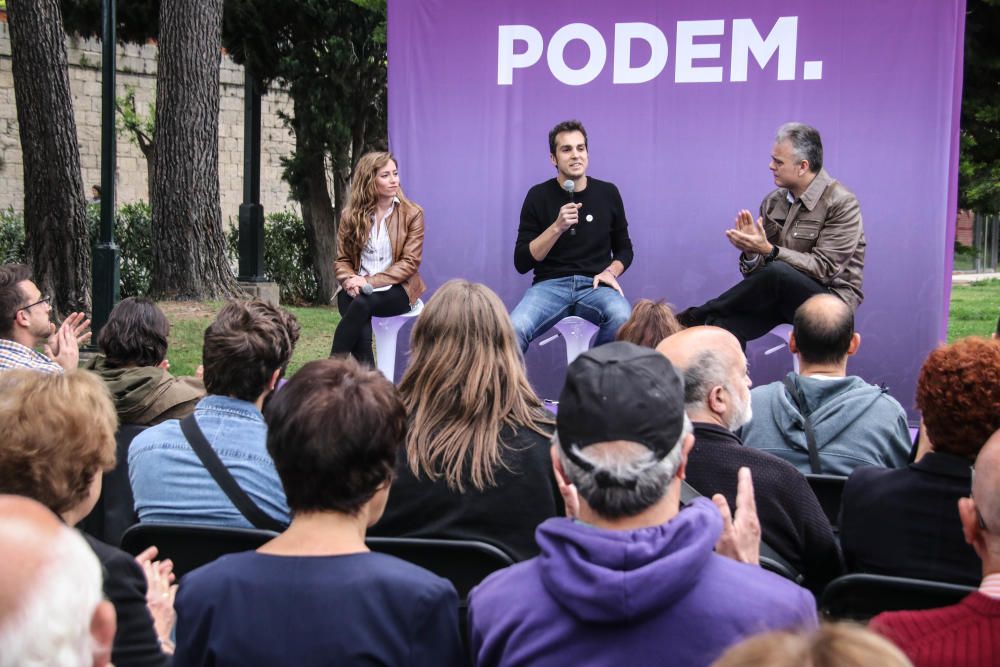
[120,522,278,578]
[78,424,147,547]
[820,573,975,621]
[805,473,847,528]
[365,536,515,599]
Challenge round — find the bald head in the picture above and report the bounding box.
[657,327,752,430]
[0,496,62,625]
[973,430,1000,540]
[792,294,856,365]
[656,326,743,373]
[0,495,114,667]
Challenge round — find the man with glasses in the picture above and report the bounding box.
[871,428,1000,666]
[0,263,90,373]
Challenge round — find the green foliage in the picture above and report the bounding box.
[960,0,1000,212]
[86,201,154,297]
[223,0,388,198]
[0,207,26,264]
[226,211,319,304]
[116,86,155,156]
[60,0,160,43]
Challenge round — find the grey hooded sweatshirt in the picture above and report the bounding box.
[740,373,911,475]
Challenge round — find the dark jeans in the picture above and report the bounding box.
[331,284,410,365]
[683,262,828,348]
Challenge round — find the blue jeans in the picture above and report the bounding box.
[510,275,632,353]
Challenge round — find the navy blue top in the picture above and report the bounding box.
[174,550,466,666]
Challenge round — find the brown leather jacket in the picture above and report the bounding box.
[333,201,427,305]
[745,168,865,309]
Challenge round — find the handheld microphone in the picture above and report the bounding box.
[360,282,374,296]
[562,179,576,236]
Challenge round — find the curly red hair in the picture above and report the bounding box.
[917,337,1000,461]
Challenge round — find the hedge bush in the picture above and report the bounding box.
[0,204,316,303]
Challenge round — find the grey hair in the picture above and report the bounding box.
[775,122,823,173]
[556,414,692,519]
[680,349,730,409]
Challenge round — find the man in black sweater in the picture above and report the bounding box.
[511,120,634,353]
[657,325,843,593]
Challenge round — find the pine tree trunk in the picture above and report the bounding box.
[150,0,238,299]
[7,0,91,314]
[295,110,339,305]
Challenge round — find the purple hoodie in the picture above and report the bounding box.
[469,498,817,667]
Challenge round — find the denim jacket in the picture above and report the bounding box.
[128,395,290,528]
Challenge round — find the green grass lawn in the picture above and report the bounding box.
[157,280,999,378]
[161,301,340,378]
[948,279,1000,342]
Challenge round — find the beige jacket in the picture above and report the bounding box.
[746,168,866,309]
[334,201,427,305]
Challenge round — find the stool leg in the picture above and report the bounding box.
[373,320,406,382]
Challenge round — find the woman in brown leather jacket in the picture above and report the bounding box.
[331,151,426,365]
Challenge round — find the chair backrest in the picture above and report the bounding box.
[820,573,976,621]
[78,423,148,547]
[365,536,515,599]
[120,523,278,578]
[805,473,847,528]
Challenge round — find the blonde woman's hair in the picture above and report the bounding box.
[0,370,117,515]
[398,280,553,491]
[712,622,913,667]
[340,151,416,265]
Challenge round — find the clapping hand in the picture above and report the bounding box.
[713,467,761,565]
[44,312,91,371]
[725,209,773,256]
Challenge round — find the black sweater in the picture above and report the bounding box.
[686,422,843,594]
[514,177,634,283]
[370,422,562,561]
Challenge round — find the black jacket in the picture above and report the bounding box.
[840,451,980,586]
[83,533,170,667]
[686,422,843,593]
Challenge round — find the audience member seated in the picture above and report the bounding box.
[870,427,1000,667]
[713,622,912,667]
[0,495,117,667]
[0,263,90,373]
[0,369,175,665]
[615,298,682,348]
[370,280,561,560]
[174,358,465,666]
[85,297,204,426]
[657,326,842,593]
[468,343,817,667]
[840,337,1000,586]
[129,300,299,529]
[740,294,910,474]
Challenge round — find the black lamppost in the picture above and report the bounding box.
[91,0,120,337]
[238,73,265,282]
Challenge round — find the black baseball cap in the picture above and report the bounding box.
[557,342,686,475]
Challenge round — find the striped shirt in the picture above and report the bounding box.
[0,338,63,373]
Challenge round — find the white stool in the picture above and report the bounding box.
[372,299,424,382]
[540,316,599,364]
[763,324,800,374]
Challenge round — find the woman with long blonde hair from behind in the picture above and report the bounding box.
[369,280,562,560]
[331,151,426,365]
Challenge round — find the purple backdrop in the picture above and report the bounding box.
[387,0,966,416]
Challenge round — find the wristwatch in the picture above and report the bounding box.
[764,245,780,264]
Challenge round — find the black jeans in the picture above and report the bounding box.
[331,284,410,365]
[683,262,828,348]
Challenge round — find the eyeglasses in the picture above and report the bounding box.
[19,295,51,312]
[971,466,990,532]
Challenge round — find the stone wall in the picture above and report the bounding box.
[0,16,298,222]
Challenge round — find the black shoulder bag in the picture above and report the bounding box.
[179,414,285,532]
